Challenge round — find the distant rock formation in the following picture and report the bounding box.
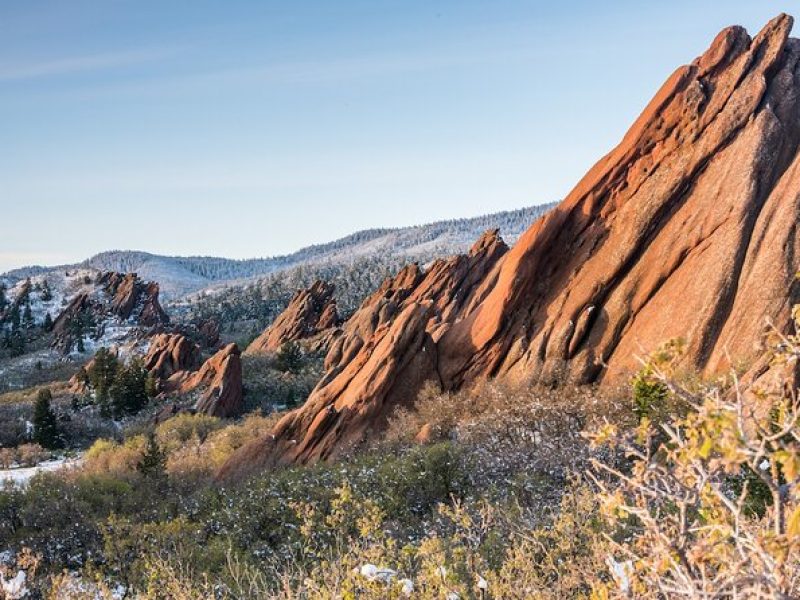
[98,272,168,326]
[220,14,800,476]
[245,280,341,354]
[148,336,244,418]
[143,333,202,380]
[181,343,243,418]
[68,329,243,418]
[51,271,169,354]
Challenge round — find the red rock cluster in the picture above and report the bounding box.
[147,336,244,419]
[143,333,202,380]
[51,271,169,353]
[220,14,800,476]
[97,272,169,326]
[69,333,243,419]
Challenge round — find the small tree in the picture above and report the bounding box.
[40,280,52,302]
[22,302,34,330]
[276,340,304,374]
[32,388,61,449]
[88,348,119,413]
[109,359,149,418]
[137,433,166,479]
[42,312,53,332]
[144,372,158,399]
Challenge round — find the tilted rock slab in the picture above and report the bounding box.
[221,14,800,476]
[245,280,341,354]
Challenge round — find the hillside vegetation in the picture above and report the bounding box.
[2,204,553,300]
[1,320,799,598]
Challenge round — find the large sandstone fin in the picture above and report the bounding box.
[220,15,800,476]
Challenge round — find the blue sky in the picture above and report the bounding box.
[0,1,794,272]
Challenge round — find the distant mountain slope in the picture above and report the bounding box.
[3,204,554,300]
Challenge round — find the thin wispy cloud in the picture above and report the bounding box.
[0,47,179,82]
[29,43,543,102]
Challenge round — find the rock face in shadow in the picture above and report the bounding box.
[181,343,244,418]
[245,280,341,354]
[220,14,800,477]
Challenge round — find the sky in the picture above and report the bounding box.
[0,0,795,272]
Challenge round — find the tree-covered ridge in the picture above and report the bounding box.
[2,203,554,300]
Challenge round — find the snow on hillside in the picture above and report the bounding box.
[2,203,555,302]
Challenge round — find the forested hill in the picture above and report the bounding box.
[3,203,554,300]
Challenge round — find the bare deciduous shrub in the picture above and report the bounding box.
[15,443,47,467]
[589,324,800,599]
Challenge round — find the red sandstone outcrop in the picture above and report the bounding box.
[245,280,341,354]
[98,272,169,326]
[181,343,244,418]
[51,272,169,353]
[220,14,800,475]
[221,231,507,472]
[143,333,202,380]
[147,336,244,418]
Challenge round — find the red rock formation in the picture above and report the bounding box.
[98,272,169,326]
[181,343,244,418]
[143,333,202,380]
[220,14,800,475]
[51,272,169,353]
[221,231,507,474]
[245,280,341,354]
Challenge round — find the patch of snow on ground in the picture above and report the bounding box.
[0,456,84,487]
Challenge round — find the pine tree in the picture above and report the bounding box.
[145,372,158,398]
[43,312,53,332]
[8,331,25,357]
[137,433,166,478]
[110,359,148,418]
[40,280,52,302]
[0,283,7,311]
[276,341,304,373]
[32,388,61,449]
[88,347,118,412]
[22,302,34,329]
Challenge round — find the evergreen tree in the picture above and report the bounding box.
[109,358,148,418]
[276,341,304,373]
[32,388,61,449]
[40,280,52,302]
[8,331,25,357]
[144,372,159,398]
[137,433,166,478]
[9,305,20,331]
[88,348,118,413]
[42,312,53,332]
[0,283,7,311]
[22,302,34,329]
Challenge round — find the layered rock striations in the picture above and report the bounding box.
[245,280,341,354]
[221,15,800,475]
